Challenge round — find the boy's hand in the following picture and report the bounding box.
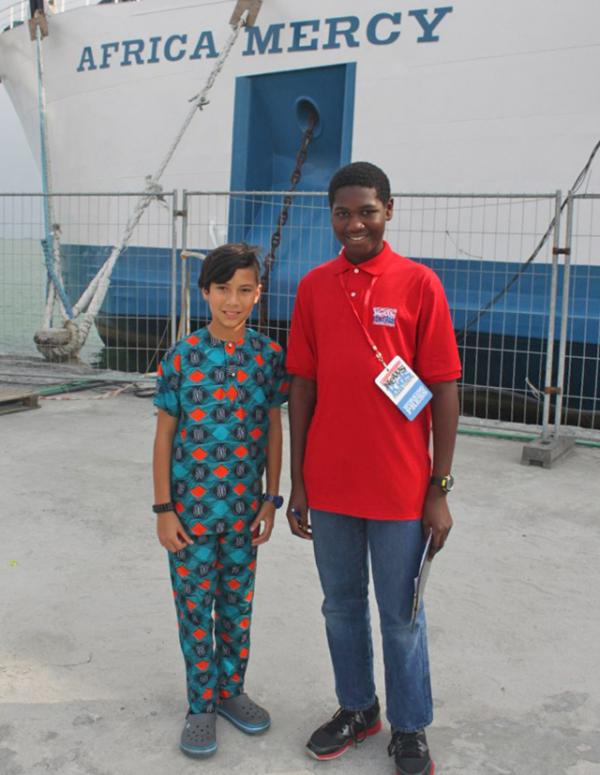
[250,501,276,546]
[422,487,453,559]
[286,484,312,540]
[156,512,194,553]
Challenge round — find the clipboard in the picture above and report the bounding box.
[410,530,433,630]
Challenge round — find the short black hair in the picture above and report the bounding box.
[328,161,391,207]
[198,242,261,291]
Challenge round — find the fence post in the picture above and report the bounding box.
[553,190,574,435]
[540,190,562,441]
[521,190,576,467]
[170,190,178,348]
[181,190,190,339]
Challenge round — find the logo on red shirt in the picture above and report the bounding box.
[372,306,397,327]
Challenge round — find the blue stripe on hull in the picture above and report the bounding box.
[60,243,600,346]
[60,244,599,415]
[60,243,206,319]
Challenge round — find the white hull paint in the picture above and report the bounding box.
[1,0,599,196]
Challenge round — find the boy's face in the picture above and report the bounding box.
[330,185,393,264]
[202,267,261,338]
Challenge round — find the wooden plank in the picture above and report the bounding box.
[0,388,40,416]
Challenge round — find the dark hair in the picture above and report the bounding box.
[198,242,261,291]
[328,161,391,207]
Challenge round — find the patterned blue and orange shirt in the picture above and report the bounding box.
[154,327,288,535]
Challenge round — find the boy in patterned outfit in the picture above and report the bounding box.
[152,243,288,758]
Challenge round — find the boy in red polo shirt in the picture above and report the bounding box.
[286,162,461,775]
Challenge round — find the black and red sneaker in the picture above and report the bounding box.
[388,729,435,775]
[306,698,381,760]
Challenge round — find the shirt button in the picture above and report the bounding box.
[350,291,357,297]
[353,268,359,274]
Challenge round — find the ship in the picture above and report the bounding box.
[0,0,599,421]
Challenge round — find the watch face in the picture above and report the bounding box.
[442,474,455,493]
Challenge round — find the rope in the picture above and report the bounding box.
[35,22,72,323]
[34,5,251,361]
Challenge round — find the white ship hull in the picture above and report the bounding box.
[0,0,599,406]
[1,0,599,195]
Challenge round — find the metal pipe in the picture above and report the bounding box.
[178,252,188,341]
[181,190,558,200]
[0,190,561,200]
[181,190,189,339]
[541,190,562,439]
[554,191,574,433]
[457,426,600,448]
[170,190,178,347]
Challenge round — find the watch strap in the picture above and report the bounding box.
[262,493,284,509]
[152,501,175,514]
[429,474,454,494]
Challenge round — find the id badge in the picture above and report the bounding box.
[375,355,432,420]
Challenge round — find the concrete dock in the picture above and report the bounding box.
[1,394,599,775]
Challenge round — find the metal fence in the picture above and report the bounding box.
[0,191,177,372]
[388,192,561,430]
[0,190,598,438]
[563,194,600,429]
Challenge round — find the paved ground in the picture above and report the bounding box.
[0,393,599,775]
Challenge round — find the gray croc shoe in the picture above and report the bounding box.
[180,711,217,758]
[217,693,271,735]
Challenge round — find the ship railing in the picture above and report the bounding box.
[0,0,139,32]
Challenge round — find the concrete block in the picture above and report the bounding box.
[521,433,576,468]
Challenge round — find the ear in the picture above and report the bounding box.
[385,197,394,221]
[201,287,209,300]
[254,284,262,303]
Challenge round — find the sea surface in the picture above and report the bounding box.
[0,238,105,365]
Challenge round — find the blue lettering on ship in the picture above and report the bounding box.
[76,7,453,72]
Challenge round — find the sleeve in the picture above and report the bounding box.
[285,278,317,380]
[265,343,289,407]
[414,270,462,384]
[153,344,182,417]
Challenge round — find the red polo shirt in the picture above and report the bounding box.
[286,242,462,520]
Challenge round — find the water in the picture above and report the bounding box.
[0,238,105,364]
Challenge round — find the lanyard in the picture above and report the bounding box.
[338,273,388,369]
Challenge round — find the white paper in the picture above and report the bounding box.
[411,530,433,629]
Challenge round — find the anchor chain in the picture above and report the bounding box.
[258,110,317,332]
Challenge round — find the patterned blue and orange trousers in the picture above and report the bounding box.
[168,521,257,714]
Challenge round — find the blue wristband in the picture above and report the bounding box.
[262,493,284,509]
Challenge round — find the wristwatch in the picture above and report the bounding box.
[152,501,175,514]
[262,493,284,509]
[429,474,455,494]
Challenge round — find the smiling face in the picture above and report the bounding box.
[202,267,261,340]
[330,186,394,264]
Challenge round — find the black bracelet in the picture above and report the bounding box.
[152,501,175,514]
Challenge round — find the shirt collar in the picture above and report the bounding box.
[332,241,394,276]
[198,325,248,349]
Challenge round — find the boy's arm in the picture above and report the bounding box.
[250,406,282,546]
[265,406,283,496]
[422,379,459,558]
[285,375,317,540]
[152,409,193,552]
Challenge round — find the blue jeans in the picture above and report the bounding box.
[311,510,433,732]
